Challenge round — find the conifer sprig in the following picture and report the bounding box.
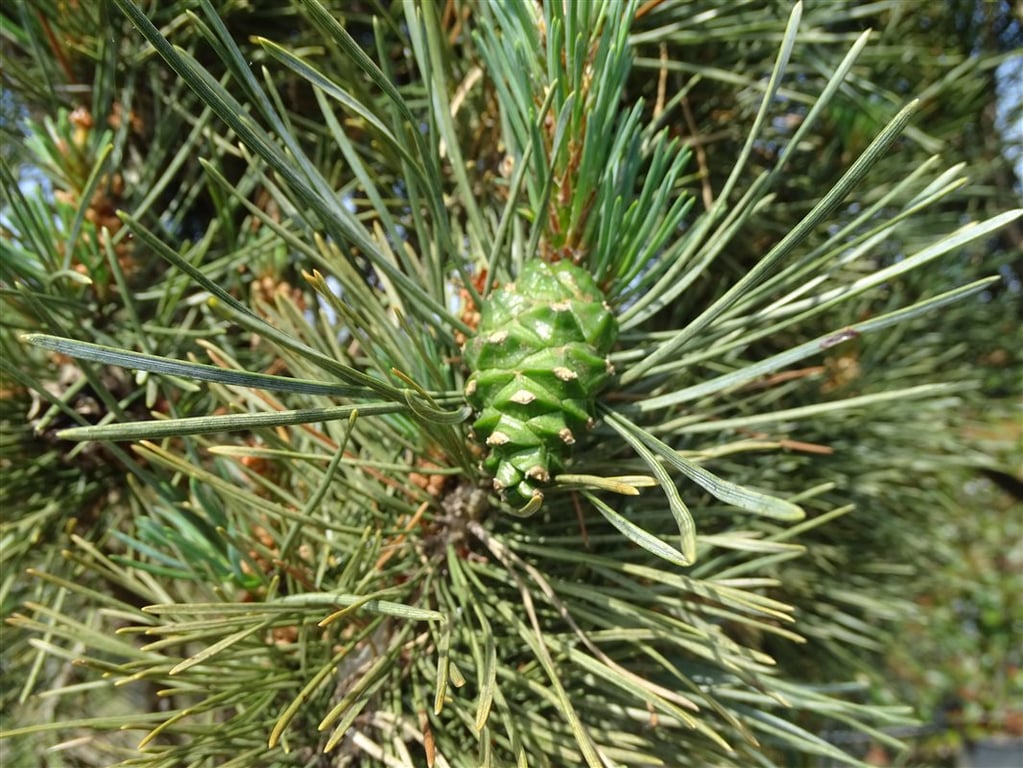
[3,1,1020,766]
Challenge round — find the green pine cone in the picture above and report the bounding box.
[463,260,618,511]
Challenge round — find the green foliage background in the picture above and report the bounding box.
[1,1,1020,766]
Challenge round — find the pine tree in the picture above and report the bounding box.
[2,1,1020,766]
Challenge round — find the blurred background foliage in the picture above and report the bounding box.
[1,0,1020,766]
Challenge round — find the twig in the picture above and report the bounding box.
[682,95,714,210]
